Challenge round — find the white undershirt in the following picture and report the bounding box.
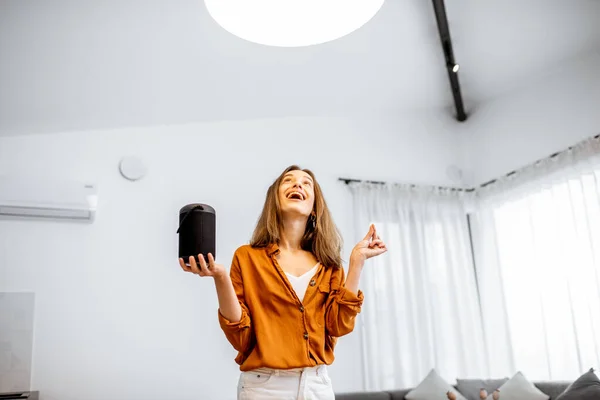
[285,263,319,302]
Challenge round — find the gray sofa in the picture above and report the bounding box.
[335,381,572,400]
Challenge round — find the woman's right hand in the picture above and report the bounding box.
[179,253,226,279]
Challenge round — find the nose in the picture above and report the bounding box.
[290,181,304,194]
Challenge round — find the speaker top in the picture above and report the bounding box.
[179,203,216,215]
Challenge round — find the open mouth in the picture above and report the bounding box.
[286,191,305,200]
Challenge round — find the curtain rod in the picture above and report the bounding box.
[339,133,600,191]
[337,177,475,192]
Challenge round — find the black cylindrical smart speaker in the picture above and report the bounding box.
[177,204,216,266]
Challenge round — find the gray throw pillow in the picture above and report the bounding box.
[405,369,468,400]
[455,378,508,400]
[485,372,549,400]
[555,368,600,400]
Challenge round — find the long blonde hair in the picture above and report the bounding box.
[250,165,343,268]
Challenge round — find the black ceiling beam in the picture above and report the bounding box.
[432,0,467,122]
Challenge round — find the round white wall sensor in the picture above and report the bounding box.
[119,156,147,181]
[446,165,463,183]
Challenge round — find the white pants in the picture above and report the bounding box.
[237,365,335,400]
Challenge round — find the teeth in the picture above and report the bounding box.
[288,191,304,200]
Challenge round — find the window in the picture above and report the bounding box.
[478,168,600,380]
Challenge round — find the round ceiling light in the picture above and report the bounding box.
[204,0,386,48]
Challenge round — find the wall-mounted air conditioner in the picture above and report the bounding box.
[0,175,97,222]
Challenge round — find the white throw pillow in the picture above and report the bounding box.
[405,369,467,400]
[486,371,549,400]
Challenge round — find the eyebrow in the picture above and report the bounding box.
[284,173,313,182]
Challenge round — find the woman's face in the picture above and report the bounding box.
[278,169,315,219]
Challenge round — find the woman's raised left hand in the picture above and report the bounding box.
[350,224,387,266]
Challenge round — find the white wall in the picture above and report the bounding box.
[0,113,462,400]
[459,51,600,186]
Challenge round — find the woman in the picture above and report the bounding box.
[179,165,387,399]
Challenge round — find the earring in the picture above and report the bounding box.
[311,214,316,229]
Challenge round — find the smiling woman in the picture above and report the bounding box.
[203,0,386,47]
[179,164,388,399]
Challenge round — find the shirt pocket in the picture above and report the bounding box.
[318,281,331,295]
[315,281,331,327]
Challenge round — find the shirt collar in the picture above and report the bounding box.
[266,243,280,257]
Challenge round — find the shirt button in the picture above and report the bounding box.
[303,333,309,340]
[309,280,316,286]
[299,306,304,312]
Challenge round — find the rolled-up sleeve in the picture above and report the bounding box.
[217,251,254,356]
[324,267,364,337]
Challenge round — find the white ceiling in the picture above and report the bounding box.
[1,0,599,135]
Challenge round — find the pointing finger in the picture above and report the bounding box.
[371,225,379,241]
[363,224,375,240]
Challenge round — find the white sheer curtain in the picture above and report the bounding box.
[470,136,600,381]
[348,183,488,391]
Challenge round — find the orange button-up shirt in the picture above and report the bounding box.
[218,243,364,371]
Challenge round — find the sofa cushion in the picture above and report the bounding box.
[405,369,467,400]
[555,368,600,400]
[455,378,508,400]
[386,389,412,400]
